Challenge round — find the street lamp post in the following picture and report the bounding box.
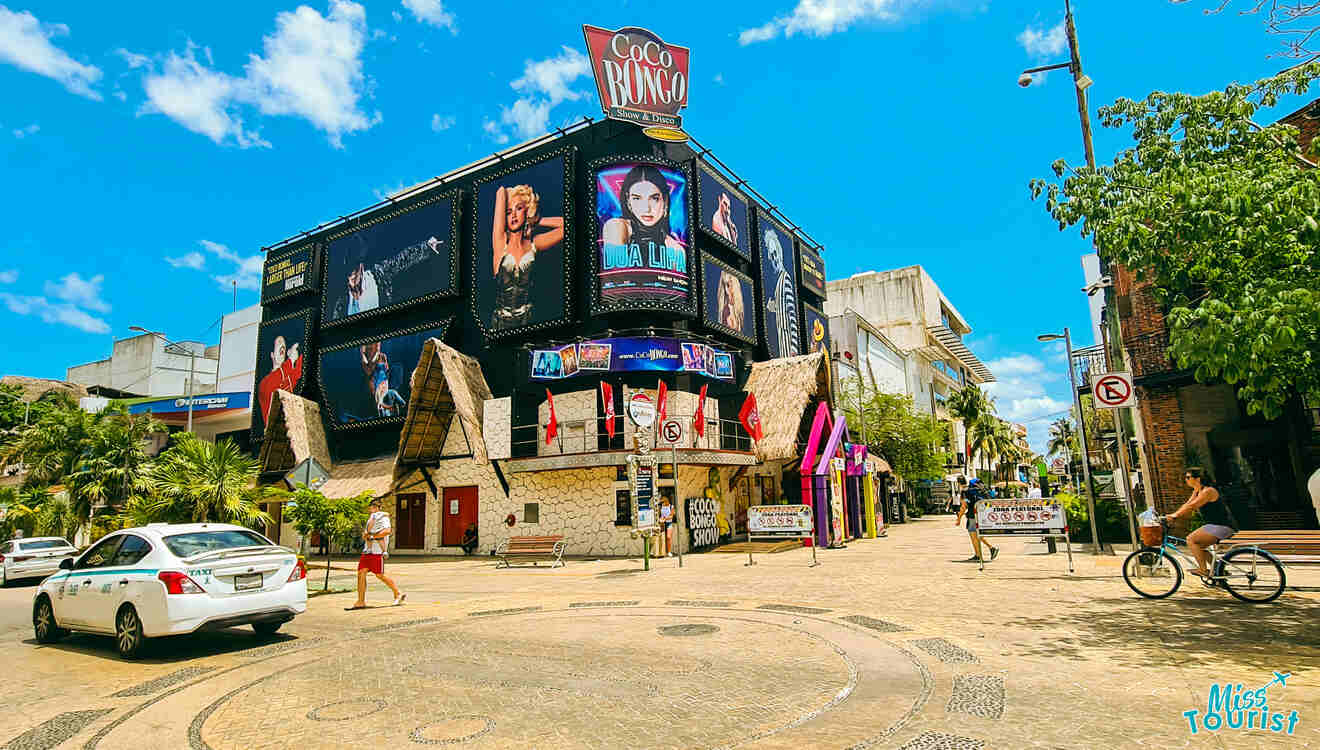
[1038,329,1102,553]
[129,326,198,433]
[1019,0,1096,170]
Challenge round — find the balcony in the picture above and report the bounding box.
[1125,330,1177,379]
[1070,344,1107,393]
[504,412,758,472]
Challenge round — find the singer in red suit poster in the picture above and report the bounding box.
[258,335,302,425]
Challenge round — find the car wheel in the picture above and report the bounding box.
[115,606,145,660]
[33,596,67,643]
[252,621,283,636]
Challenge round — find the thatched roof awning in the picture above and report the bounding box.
[397,339,494,465]
[0,376,88,403]
[743,352,829,462]
[259,391,331,475]
[319,457,397,499]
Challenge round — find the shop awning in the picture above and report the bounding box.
[926,325,995,382]
[318,457,398,500]
[743,351,830,462]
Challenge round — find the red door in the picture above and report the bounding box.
[442,486,479,546]
[395,493,426,549]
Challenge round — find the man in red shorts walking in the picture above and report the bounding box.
[350,498,405,609]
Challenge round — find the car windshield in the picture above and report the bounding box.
[20,539,71,551]
[162,530,271,558]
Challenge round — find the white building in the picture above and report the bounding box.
[67,334,218,398]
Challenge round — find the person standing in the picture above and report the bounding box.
[955,478,998,562]
[658,497,675,557]
[350,498,405,609]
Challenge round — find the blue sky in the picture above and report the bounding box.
[0,0,1309,452]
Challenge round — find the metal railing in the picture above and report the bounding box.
[510,413,755,459]
[1124,330,1175,378]
[1070,344,1107,391]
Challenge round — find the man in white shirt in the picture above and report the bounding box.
[349,498,405,609]
[1028,484,1043,499]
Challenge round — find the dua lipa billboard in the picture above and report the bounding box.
[583,25,690,130]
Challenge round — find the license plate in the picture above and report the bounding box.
[234,573,263,591]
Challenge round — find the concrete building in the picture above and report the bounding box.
[67,333,218,399]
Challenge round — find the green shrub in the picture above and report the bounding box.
[1055,491,1129,544]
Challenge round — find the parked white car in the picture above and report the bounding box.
[2,537,78,585]
[31,523,308,658]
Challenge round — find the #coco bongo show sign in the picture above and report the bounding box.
[583,25,690,136]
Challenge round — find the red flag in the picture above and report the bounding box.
[693,384,708,437]
[601,381,615,439]
[656,379,668,424]
[739,392,764,442]
[545,388,558,445]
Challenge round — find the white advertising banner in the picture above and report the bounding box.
[748,505,814,536]
[975,500,1066,535]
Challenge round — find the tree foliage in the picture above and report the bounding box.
[838,381,948,481]
[1031,65,1320,418]
[138,434,278,526]
[1176,1,1320,61]
[284,486,372,590]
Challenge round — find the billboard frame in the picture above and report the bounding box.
[693,159,752,262]
[698,251,756,346]
[249,307,316,442]
[260,241,322,305]
[318,317,452,432]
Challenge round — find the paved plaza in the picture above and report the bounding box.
[1,516,1317,749]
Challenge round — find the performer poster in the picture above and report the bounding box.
[321,325,447,427]
[758,211,801,359]
[594,158,692,311]
[251,310,312,438]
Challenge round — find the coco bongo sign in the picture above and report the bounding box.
[582,25,690,134]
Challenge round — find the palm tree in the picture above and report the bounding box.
[67,406,163,521]
[1,394,98,489]
[947,386,995,467]
[141,435,278,527]
[1046,418,1077,459]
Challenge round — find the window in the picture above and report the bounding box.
[523,503,539,524]
[111,535,152,566]
[19,539,70,551]
[615,490,632,526]
[162,530,271,558]
[76,535,124,570]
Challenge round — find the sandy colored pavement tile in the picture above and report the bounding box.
[0,515,1315,749]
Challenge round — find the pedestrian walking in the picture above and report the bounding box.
[349,498,405,609]
[955,478,998,562]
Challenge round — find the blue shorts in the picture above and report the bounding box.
[1197,524,1235,541]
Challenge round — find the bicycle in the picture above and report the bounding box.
[1122,519,1286,603]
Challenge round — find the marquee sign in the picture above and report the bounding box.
[530,337,735,382]
[583,25,690,130]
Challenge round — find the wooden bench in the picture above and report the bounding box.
[1215,531,1320,564]
[496,535,566,569]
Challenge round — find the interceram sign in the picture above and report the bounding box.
[583,25,690,128]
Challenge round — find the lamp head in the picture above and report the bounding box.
[1036,334,1063,343]
[1018,73,1033,88]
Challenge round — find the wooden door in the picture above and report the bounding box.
[441,486,479,546]
[395,493,426,549]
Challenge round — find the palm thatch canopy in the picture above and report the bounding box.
[319,457,397,500]
[258,390,331,476]
[397,339,494,465]
[0,375,88,403]
[742,352,829,462]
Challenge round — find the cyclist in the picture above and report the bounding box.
[1163,467,1236,583]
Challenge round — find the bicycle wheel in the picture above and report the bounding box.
[1217,547,1286,604]
[1123,547,1182,599]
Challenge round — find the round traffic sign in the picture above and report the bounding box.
[628,392,656,427]
[1093,373,1133,407]
[661,419,683,443]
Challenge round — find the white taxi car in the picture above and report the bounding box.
[31,523,307,658]
[2,537,78,585]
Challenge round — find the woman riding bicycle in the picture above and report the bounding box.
[1163,467,1236,582]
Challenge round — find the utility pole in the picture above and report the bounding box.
[1039,328,1102,553]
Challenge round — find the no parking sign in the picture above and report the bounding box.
[1093,372,1135,409]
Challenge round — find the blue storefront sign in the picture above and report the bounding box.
[127,392,251,415]
[530,336,735,381]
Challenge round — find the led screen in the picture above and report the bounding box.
[321,325,447,426]
[696,166,751,261]
[758,211,801,359]
[700,254,755,344]
[251,310,312,439]
[594,160,691,310]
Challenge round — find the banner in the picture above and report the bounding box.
[593,158,692,313]
[251,309,312,440]
[320,323,448,428]
[261,243,319,304]
[803,303,830,355]
[582,25,690,128]
[739,393,763,442]
[975,500,1067,535]
[686,496,720,549]
[529,336,735,381]
[798,245,827,298]
[748,505,813,536]
[758,210,801,359]
[545,388,558,445]
[693,383,708,437]
[601,381,616,439]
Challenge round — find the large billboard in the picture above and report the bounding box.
[323,192,459,327]
[758,210,801,359]
[802,302,830,355]
[472,148,575,338]
[530,337,735,381]
[592,156,693,315]
[261,243,320,304]
[695,165,751,261]
[319,322,449,429]
[582,25,690,129]
[251,309,314,440]
[798,244,827,299]
[700,253,755,345]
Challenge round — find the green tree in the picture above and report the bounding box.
[839,381,947,481]
[1031,65,1320,419]
[1046,418,1077,460]
[67,406,163,523]
[946,385,994,462]
[285,488,374,590]
[139,435,279,527]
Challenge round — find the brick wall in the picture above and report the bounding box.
[1115,265,1176,378]
[1136,385,1186,515]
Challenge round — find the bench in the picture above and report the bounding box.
[496,535,567,569]
[1215,531,1320,564]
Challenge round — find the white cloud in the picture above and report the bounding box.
[739,0,905,45]
[391,10,403,22]
[0,7,102,99]
[200,240,263,291]
[985,354,1045,379]
[0,269,17,284]
[0,292,109,334]
[713,73,724,85]
[114,48,151,69]
[488,45,590,142]
[1017,20,1066,58]
[44,272,110,313]
[12,122,38,138]
[430,112,454,132]
[401,0,455,32]
[138,1,378,148]
[112,88,126,101]
[165,251,206,270]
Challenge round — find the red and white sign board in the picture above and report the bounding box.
[976,500,1066,535]
[1092,371,1135,409]
[660,419,683,444]
[582,25,690,129]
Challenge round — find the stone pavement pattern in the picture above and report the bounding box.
[0,516,1316,749]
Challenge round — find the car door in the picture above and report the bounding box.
[96,534,154,632]
[62,535,123,629]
